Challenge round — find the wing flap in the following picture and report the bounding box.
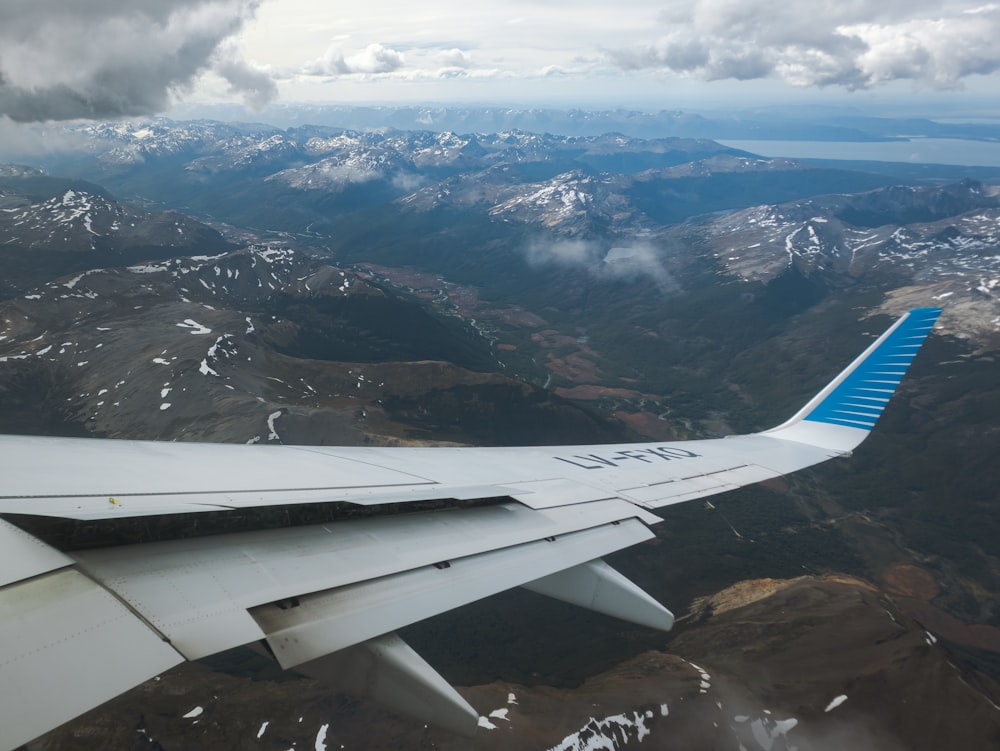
[0,569,183,751]
[74,498,653,660]
[249,518,654,669]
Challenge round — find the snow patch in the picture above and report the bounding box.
[548,711,653,750]
[63,272,90,289]
[314,723,329,751]
[176,319,212,335]
[824,694,848,712]
[749,717,798,750]
[182,706,203,719]
[267,411,282,442]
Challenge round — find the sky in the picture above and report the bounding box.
[1,0,999,123]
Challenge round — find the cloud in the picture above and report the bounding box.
[0,117,90,161]
[525,238,599,267]
[434,48,473,69]
[212,41,278,110]
[0,0,274,122]
[303,43,406,76]
[524,238,677,289]
[609,1,1000,89]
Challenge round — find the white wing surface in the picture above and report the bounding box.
[0,308,941,748]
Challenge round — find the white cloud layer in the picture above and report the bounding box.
[434,48,474,69]
[0,0,275,121]
[302,43,407,76]
[525,238,676,289]
[2,0,997,118]
[609,0,1000,89]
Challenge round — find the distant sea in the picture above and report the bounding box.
[717,138,1000,168]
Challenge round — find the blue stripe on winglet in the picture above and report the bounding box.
[804,307,941,430]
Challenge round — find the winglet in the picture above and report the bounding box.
[764,308,941,453]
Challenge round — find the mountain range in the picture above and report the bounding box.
[163,103,1000,144]
[3,117,1000,748]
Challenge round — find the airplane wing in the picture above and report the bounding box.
[0,307,941,748]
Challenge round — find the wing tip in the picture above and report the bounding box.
[765,307,941,452]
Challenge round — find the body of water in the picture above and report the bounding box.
[717,138,1000,168]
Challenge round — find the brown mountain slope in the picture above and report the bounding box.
[29,575,1000,751]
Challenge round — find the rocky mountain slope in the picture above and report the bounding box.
[672,180,1000,349]
[0,169,230,298]
[0,181,628,447]
[28,575,1000,751]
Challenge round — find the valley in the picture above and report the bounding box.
[2,118,1000,748]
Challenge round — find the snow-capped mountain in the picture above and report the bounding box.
[26,119,904,250]
[398,167,641,235]
[80,119,282,166]
[63,119,743,175]
[0,188,216,252]
[266,145,416,191]
[691,181,1000,344]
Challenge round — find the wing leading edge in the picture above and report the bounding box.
[0,308,941,748]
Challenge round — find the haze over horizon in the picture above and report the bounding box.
[1,0,999,127]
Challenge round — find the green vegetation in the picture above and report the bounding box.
[629,168,893,225]
[266,288,496,371]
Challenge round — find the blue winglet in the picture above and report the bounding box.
[804,307,941,429]
[766,308,941,452]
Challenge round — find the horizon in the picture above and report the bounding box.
[6,100,1000,169]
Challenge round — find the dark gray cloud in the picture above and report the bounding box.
[0,0,275,122]
[611,1,1000,89]
[213,41,278,110]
